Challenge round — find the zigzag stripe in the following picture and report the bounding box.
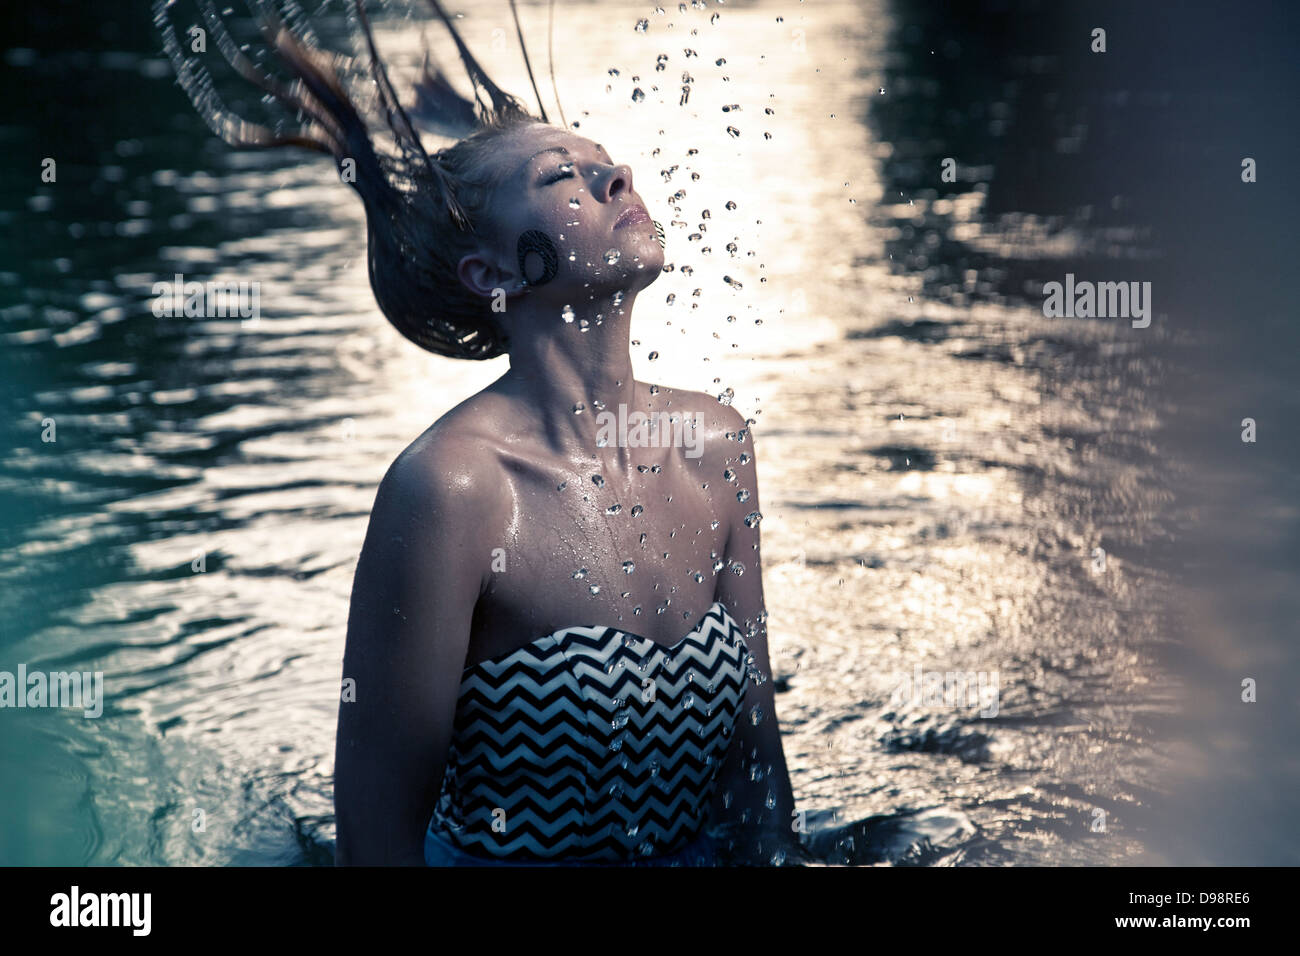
[429,601,753,861]
[462,636,745,694]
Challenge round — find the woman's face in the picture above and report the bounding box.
[480,123,664,297]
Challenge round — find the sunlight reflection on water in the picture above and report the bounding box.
[1,0,1187,865]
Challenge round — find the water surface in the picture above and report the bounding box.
[2,0,1296,866]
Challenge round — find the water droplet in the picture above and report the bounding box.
[726,125,740,138]
[744,511,762,528]
[736,488,750,502]
[622,560,635,574]
[648,351,660,361]
[630,504,644,517]
[573,568,588,579]
[730,562,745,576]
[592,474,605,488]
[634,19,649,33]
[573,402,585,414]
[557,481,568,491]
[717,387,734,406]
[631,86,646,102]
[561,304,575,323]
[604,248,622,265]
[589,583,601,595]
[606,503,622,515]
[750,704,764,725]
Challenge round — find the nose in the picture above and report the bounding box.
[598,163,634,202]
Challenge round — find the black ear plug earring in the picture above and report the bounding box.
[516,229,559,288]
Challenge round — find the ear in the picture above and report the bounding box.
[457,250,524,299]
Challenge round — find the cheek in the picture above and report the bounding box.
[516,229,560,286]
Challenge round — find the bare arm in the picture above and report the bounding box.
[333,437,494,865]
[706,408,806,864]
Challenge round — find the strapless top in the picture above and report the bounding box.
[427,601,752,862]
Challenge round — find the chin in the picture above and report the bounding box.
[643,246,666,274]
[626,250,664,292]
[634,235,666,273]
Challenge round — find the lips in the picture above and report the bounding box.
[614,204,652,230]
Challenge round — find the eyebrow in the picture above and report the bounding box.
[518,145,569,176]
[517,143,614,178]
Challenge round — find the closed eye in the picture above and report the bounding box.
[542,162,576,185]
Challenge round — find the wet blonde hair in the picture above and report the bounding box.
[155,0,559,359]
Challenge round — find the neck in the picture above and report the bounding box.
[499,286,646,466]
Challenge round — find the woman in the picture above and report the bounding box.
[158,0,802,866]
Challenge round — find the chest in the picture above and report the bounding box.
[472,458,732,657]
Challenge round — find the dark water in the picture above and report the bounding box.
[1,0,1296,866]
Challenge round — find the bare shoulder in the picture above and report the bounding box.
[376,393,513,535]
[647,383,760,514]
[645,385,755,451]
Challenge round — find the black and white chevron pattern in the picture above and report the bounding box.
[427,601,752,862]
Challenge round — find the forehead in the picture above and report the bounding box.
[494,125,608,177]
